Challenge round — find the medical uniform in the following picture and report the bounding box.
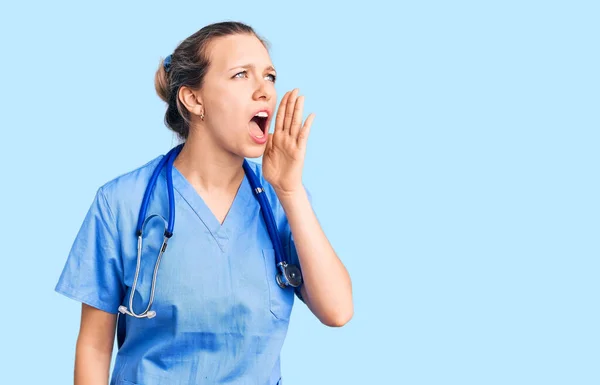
[55,152,310,385]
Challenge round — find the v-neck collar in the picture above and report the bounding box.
[170,165,253,252]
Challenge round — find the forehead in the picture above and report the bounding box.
[206,34,272,72]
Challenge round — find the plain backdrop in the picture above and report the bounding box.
[0,1,598,384]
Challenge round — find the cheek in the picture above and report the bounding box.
[206,94,247,137]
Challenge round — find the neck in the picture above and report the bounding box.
[173,132,245,193]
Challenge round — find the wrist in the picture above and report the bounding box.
[274,185,307,205]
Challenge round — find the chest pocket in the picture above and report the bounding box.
[262,249,295,321]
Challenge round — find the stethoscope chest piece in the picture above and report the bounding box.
[277,262,303,289]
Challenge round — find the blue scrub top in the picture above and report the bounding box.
[55,152,310,385]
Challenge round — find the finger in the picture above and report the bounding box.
[289,95,304,138]
[274,92,290,132]
[283,88,299,133]
[298,112,315,147]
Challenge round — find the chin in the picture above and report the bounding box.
[242,144,267,160]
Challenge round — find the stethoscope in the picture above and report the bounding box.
[118,143,303,319]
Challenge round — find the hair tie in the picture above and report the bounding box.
[164,55,172,73]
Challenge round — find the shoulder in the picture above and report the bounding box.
[94,154,165,212]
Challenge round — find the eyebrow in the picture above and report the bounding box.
[230,63,276,73]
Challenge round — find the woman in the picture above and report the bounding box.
[55,21,353,385]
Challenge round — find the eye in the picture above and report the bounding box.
[232,70,276,83]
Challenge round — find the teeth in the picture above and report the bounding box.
[255,111,268,118]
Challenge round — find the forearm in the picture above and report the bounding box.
[74,340,113,385]
[277,188,353,326]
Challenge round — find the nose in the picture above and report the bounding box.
[252,79,273,101]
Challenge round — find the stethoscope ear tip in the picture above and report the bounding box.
[118,306,157,319]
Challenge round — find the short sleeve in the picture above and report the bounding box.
[54,187,125,314]
[286,187,313,303]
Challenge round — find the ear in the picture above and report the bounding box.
[178,86,204,117]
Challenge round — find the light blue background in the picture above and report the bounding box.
[0,1,598,384]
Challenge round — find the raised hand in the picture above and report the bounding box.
[262,88,315,196]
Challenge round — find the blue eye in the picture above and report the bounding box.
[232,71,276,82]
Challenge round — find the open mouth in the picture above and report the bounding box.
[249,111,269,137]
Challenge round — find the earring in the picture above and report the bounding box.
[200,112,204,120]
